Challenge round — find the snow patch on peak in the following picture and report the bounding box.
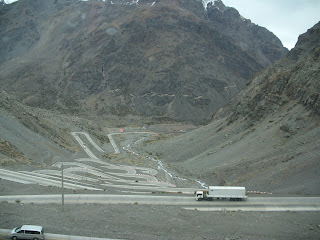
[201,0,214,10]
[2,0,153,6]
[3,0,18,4]
[202,0,226,11]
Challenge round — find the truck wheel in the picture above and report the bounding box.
[12,237,18,240]
[33,238,38,240]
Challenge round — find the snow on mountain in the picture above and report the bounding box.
[3,0,19,4]
[201,0,215,10]
[2,0,216,10]
[1,0,149,6]
[1,0,213,9]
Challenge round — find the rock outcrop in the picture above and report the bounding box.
[141,22,320,194]
[0,0,287,123]
[217,21,320,124]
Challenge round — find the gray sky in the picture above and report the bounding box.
[220,0,320,49]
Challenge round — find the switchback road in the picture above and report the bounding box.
[0,132,177,193]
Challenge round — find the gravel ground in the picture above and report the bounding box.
[1,200,320,240]
[1,180,320,240]
[1,104,319,240]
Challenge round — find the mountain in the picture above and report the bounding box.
[0,90,78,169]
[139,22,320,194]
[0,89,113,169]
[0,0,287,123]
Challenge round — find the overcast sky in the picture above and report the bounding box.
[219,0,320,49]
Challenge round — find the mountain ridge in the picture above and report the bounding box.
[0,0,287,123]
[139,21,320,194]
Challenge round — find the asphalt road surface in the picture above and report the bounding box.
[0,228,123,240]
[0,194,319,212]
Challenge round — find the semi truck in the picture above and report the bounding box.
[195,186,247,201]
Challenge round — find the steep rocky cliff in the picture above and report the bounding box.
[0,0,287,123]
[217,21,320,123]
[140,22,320,194]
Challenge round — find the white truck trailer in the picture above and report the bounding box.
[195,186,247,201]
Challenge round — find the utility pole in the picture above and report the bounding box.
[62,163,64,212]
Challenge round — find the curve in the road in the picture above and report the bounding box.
[0,132,177,192]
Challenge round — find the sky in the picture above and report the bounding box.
[211,0,320,49]
[4,0,320,49]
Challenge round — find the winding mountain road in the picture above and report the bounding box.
[1,131,319,212]
[0,131,177,193]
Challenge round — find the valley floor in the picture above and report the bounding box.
[1,179,320,240]
[0,124,319,240]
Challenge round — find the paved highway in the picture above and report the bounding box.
[0,229,123,240]
[0,194,319,211]
[1,131,319,213]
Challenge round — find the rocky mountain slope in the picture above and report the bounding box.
[139,22,320,194]
[0,90,79,168]
[0,0,287,123]
[0,89,117,170]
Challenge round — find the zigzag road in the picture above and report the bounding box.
[0,131,179,193]
[1,131,319,212]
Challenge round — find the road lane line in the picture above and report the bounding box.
[183,206,320,212]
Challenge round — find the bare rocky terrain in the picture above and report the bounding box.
[0,86,319,239]
[0,1,319,240]
[1,196,320,240]
[0,0,287,124]
[137,22,320,195]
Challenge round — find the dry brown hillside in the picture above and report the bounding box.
[138,22,320,194]
[0,0,287,124]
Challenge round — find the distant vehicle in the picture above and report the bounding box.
[11,225,44,240]
[195,186,247,201]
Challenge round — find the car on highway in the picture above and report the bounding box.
[11,225,44,240]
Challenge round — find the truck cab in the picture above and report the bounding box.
[195,186,247,201]
[195,190,205,201]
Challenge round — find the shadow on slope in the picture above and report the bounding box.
[139,22,320,194]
